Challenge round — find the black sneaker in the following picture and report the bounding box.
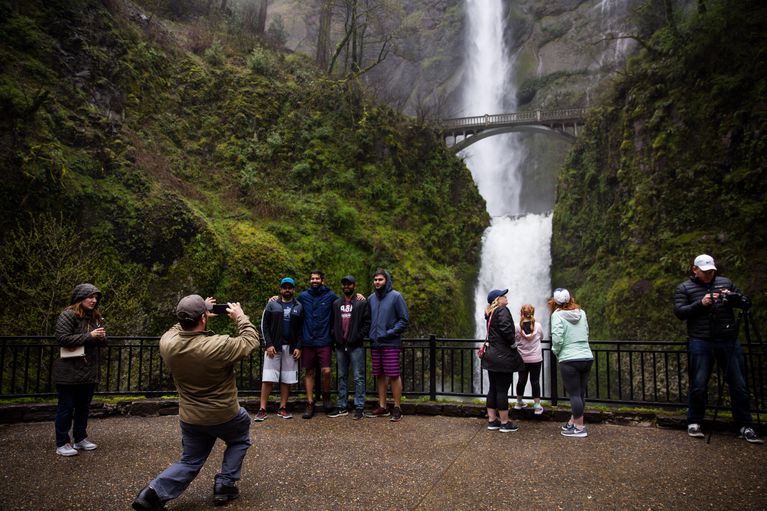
[390,406,402,422]
[327,407,348,418]
[353,409,364,420]
[302,402,315,419]
[132,485,165,511]
[499,422,519,433]
[213,483,239,505]
[487,419,501,430]
[687,423,704,438]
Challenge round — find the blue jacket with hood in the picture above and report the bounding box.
[298,284,338,347]
[368,271,409,348]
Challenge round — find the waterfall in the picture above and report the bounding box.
[461,0,553,395]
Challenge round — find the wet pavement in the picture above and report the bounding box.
[1,412,765,510]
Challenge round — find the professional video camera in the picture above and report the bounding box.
[715,289,751,309]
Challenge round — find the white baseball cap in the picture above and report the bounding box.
[693,254,716,272]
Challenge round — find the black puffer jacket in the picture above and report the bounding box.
[480,306,520,373]
[673,275,748,340]
[52,284,103,384]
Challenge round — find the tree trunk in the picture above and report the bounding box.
[256,0,268,34]
[316,0,333,69]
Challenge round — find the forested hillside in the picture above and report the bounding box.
[552,0,767,340]
[0,0,488,337]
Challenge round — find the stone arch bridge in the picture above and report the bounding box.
[441,108,587,153]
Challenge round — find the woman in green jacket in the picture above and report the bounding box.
[549,288,593,438]
[53,283,107,456]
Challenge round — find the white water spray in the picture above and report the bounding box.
[462,1,553,396]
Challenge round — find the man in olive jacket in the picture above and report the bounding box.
[132,295,260,511]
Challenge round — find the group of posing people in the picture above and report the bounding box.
[49,254,762,510]
[480,287,592,437]
[254,269,409,422]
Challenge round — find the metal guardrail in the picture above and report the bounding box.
[441,108,587,132]
[1,336,765,415]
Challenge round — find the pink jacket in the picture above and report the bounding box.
[515,322,543,363]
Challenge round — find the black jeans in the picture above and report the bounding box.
[55,383,96,447]
[486,371,514,411]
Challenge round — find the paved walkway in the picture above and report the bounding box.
[1,413,765,510]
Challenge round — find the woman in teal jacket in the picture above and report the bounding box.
[549,288,593,438]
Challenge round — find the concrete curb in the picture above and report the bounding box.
[0,399,712,432]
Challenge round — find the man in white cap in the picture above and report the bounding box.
[132,296,260,510]
[673,254,762,443]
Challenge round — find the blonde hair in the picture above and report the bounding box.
[485,296,505,317]
[519,304,536,333]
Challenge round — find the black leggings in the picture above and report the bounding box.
[516,361,542,398]
[559,359,593,419]
[486,371,514,411]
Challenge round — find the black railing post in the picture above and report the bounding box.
[550,346,558,406]
[429,335,437,401]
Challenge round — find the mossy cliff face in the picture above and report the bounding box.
[551,1,767,340]
[0,0,488,337]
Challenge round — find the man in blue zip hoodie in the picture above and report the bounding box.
[298,270,338,419]
[365,268,409,422]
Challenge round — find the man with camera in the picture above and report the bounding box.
[673,254,763,443]
[132,295,260,510]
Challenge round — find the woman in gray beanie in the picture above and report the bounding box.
[53,283,107,456]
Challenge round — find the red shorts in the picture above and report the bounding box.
[371,347,401,377]
[301,345,332,370]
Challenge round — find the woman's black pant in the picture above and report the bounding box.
[516,361,542,398]
[559,359,593,419]
[486,371,515,411]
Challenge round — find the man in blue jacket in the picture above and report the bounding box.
[365,269,409,422]
[298,270,338,419]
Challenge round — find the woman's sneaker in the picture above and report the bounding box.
[513,400,527,410]
[73,438,97,450]
[561,425,588,437]
[533,403,544,415]
[499,422,519,433]
[561,422,575,432]
[487,419,501,430]
[56,443,78,456]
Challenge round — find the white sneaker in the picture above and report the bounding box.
[73,438,98,451]
[513,400,527,410]
[687,423,704,438]
[56,443,78,456]
[533,403,544,415]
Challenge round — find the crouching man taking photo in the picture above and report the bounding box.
[132,295,260,510]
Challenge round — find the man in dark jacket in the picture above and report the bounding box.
[365,269,409,422]
[673,254,762,443]
[298,270,338,418]
[254,277,303,421]
[327,275,370,420]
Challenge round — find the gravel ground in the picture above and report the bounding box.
[1,413,765,510]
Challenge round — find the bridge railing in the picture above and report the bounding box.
[2,336,765,414]
[441,108,587,132]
